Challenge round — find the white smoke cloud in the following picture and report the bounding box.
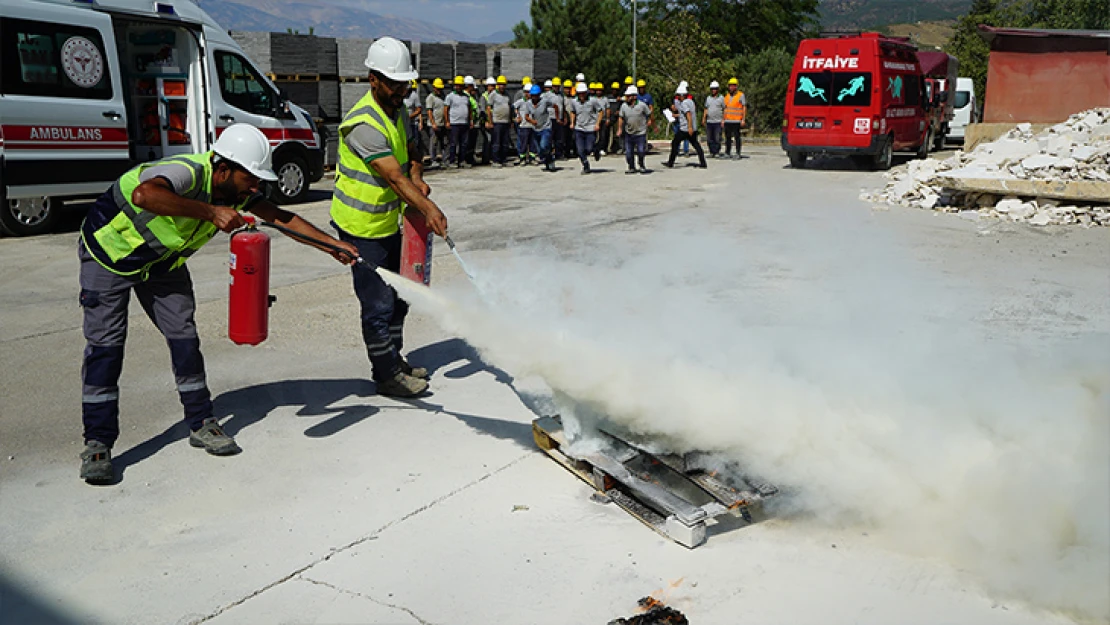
[379,212,1110,622]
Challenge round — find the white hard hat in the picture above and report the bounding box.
[709,80,720,89]
[543,79,553,87]
[486,76,496,85]
[679,80,688,89]
[675,84,688,95]
[464,75,475,85]
[624,85,638,96]
[575,82,587,93]
[575,73,585,81]
[213,124,277,181]
[364,37,418,82]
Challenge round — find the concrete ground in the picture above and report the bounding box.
[1,145,1106,625]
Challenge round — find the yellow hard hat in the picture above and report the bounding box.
[410,79,417,87]
[611,82,620,89]
[728,77,739,85]
[624,75,633,84]
[522,75,531,84]
[551,77,562,86]
[453,75,464,85]
[497,75,507,84]
[636,79,646,87]
[432,77,445,88]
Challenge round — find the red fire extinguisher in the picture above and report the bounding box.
[400,207,434,285]
[228,215,273,345]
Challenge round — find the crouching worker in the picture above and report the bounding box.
[78,123,360,484]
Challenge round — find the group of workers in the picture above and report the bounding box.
[72,35,750,484]
[411,73,748,175]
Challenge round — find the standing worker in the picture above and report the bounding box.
[525,84,559,172]
[424,78,447,169]
[607,81,624,155]
[703,80,725,158]
[480,77,496,165]
[76,123,361,483]
[549,78,565,160]
[404,80,424,162]
[486,76,513,167]
[723,77,747,159]
[332,37,450,400]
[443,75,470,168]
[618,84,651,174]
[569,82,604,174]
[515,83,536,165]
[662,83,707,168]
[463,76,480,166]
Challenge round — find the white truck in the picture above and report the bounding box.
[0,0,325,236]
[947,77,978,144]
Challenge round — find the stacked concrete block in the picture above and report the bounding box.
[230,31,272,74]
[487,47,498,79]
[231,32,322,76]
[323,123,340,168]
[315,37,338,76]
[275,80,340,120]
[337,38,374,78]
[419,43,454,82]
[454,42,487,79]
[340,83,372,116]
[532,49,559,81]
[498,48,533,81]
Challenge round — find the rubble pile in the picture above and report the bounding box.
[862,108,1110,227]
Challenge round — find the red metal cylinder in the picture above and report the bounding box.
[228,216,272,345]
[400,208,433,285]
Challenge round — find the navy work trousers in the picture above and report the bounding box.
[78,241,211,447]
[447,124,468,165]
[574,130,596,167]
[624,133,647,169]
[491,122,511,164]
[334,227,408,381]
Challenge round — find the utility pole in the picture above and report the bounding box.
[632,0,637,79]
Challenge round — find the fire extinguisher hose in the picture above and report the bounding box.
[254,221,366,266]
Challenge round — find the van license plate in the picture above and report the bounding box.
[796,120,823,129]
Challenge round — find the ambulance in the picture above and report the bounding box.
[782,33,933,171]
[0,0,325,236]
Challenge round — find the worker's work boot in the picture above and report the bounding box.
[80,440,113,483]
[377,371,429,398]
[189,419,241,456]
[401,359,429,380]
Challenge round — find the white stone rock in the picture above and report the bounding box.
[1021,154,1062,170]
[1028,211,1053,226]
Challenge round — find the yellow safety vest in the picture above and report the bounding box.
[331,90,409,239]
[724,91,746,122]
[81,152,239,278]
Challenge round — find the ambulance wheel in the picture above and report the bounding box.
[788,151,807,169]
[872,138,893,171]
[0,196,60,237]
[917,131,932,160]
[269,154,310,205]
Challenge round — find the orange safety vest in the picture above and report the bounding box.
[724,91,746,122]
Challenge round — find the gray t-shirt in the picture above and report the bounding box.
[514,98,533,129]
[488,91,512,124]
[342,107,406,162]
[676,98,697,133]
[704,94,725,124]
[570,97,604,131]
[139,162,195,194]
[403,91,421,133]
[425,93,445,126]
[525,97,557,131]
[444,91,470,125]
[620,100,651,136]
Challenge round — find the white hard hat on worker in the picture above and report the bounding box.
[363,37,418,81]
[213,123,277,181]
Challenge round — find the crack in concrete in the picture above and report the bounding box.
[187,452,531,624]
[299,575,435,625]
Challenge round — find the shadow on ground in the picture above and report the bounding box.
[107,338,543,481]
[0,572,84,625]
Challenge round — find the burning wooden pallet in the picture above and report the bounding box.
[532,416,778,548]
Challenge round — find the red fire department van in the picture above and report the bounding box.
[782,33,933,170]
[0,0,325,236]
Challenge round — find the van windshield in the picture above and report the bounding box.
[955,90,971,109]
[793,72,872,107]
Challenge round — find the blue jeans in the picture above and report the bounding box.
[448,124,468,165]
[624,133,646,169]
[492,123,510,164]
[333,227,408,381]
[574,130,596,166]
[536,128,553,164]
[517,127,533,158]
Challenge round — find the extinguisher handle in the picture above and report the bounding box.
[254,221,365,265]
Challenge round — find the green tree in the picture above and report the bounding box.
[643,0,820,55]
[735,47,794,133]
[512,0,632,81]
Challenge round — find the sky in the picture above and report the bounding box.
[348,0,531,38]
